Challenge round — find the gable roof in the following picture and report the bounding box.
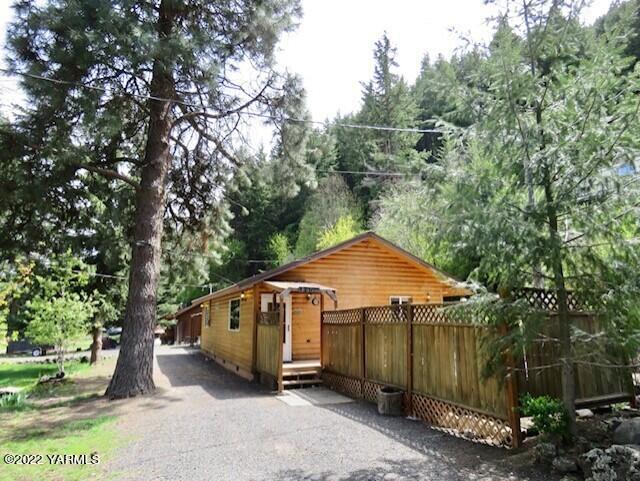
[189,231,464,307]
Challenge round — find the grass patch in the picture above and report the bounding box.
[0,356,122,481]
[0,414,119,481]
[0,360,90,391]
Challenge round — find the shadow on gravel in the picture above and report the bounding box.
[262,458,474,481]
[313,401,559,481]
[155,349,273,401]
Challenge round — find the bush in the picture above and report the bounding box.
[521,394,570,443]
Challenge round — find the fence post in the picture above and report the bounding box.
[320,295,325,371]
[360,307,366,398]
[406,303,413,416]
[501,323,522,448]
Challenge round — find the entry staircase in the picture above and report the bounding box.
[282,360,322,389]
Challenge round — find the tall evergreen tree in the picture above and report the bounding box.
[336,33,425,217]
[3,0,304,398]
[434,1,640,435]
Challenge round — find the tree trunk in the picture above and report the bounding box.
[543,172,577,438]
[105,0,175,399]
[90,324,102,365]
[57,345,65,375]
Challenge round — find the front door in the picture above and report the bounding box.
[260,293,292,362]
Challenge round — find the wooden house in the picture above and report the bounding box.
[173,232,469,388]
[166,303,202,344]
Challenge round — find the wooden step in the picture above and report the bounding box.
[282,378,323,387]
[282,369,321,377]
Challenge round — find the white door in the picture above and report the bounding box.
[260,293,292,362]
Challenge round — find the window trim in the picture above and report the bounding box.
[389,296,412,305]
[228,297,241,332]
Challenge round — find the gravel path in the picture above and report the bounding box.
[106,346,556,481]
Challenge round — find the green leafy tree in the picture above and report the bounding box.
[316,215,364,251]
[268,233,295,266]
[25,253,95,374]
[4,0,305,398]
[0,259,34,349]
[295,176,362,256]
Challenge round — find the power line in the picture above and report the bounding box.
[0,69,447,134]
[317,169,414,177]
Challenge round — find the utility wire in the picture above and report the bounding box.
[0,69,447,134]
[73,269,230,290]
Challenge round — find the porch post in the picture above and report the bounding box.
[251,285,259,374]
[277,293,285,393]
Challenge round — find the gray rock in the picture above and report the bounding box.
[613,418,640,445]
[580,445,640,481]
[577,408,594,418]
[604,417,623,431]
[552,456,578,473]
[534,442,556,464]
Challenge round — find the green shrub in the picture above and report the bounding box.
[521,394,570,443]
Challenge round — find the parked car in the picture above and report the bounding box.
[6,339,53,357]
[106,326,122,336]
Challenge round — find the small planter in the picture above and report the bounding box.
[377,386,404,416]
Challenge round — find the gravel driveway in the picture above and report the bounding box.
[107,346,556,481]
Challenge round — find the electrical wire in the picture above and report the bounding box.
[0,68,447,134]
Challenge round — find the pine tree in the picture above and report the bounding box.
[336,33,425,218]
[3,0,304,398]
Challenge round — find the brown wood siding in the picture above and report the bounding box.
[200,290,255,372]
[175,305,201,342]
[275,238,460,308]
[291,292,321,360]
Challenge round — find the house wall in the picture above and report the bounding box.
[275,237,462,309]
[200,290,255,377]
[290,292,321,360]
[175,306,201,343]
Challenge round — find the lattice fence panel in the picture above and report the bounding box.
[366,305,408,324]
[411,394,513,448]
[322,372,363,399]
[412,305,447,324]
[322,308,362,325]
[513,288,582,312]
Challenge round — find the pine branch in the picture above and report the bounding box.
[77,164,141,191]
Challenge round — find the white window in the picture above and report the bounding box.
[389,296,412,305]
[202,304,210,327]
[228,298,241,331]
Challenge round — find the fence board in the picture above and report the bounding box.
[322,324,361,378]
[365,323,407,388]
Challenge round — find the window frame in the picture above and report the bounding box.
[228,297,241,332]
[389,296,412,305]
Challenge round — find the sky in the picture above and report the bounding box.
[0,0,616,121]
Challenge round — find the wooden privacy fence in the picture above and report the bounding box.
[321,303,635,449]
[322,304,518,448]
